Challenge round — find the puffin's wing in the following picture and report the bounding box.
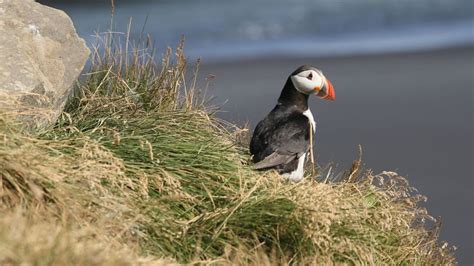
[253,151,294,169]
[253,115,310,169]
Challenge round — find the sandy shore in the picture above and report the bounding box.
[199,46,473,264]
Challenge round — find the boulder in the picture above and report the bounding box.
[0,0,89,128]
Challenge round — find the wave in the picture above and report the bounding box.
[184,20,474,62]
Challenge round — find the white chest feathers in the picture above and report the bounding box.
[302,109,316,132]
[283,153,306,182]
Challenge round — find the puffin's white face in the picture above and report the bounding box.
[290,69,325,95]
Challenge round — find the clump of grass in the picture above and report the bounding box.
[0,212,175,266]
[0,30,456,265]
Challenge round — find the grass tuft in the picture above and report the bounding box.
[0,30,456,265]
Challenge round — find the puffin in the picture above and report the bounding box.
[249,65,335,182]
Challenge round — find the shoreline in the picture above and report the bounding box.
[198,44,474,66]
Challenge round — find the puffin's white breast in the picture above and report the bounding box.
[302,109,316,132]
[283,153,306,182]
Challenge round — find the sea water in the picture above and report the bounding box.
[39,0,473,62]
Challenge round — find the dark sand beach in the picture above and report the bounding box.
[200,47,474,264]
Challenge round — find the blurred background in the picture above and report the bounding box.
[38,0,473,264]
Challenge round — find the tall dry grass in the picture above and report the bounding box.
[0,30,456,265]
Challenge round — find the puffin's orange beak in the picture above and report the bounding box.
[323,78,336,101]
[316,78,335,100]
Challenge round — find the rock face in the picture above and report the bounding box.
[0,0,89,127]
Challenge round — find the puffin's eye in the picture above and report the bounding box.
[307,72,313,80]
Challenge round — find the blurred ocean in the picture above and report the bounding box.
[39,0,474,61]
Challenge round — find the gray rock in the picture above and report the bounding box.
[0,0,89,128]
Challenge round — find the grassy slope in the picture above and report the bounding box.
[0,33,455,265]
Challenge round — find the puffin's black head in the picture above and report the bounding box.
[289,65,336,100]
